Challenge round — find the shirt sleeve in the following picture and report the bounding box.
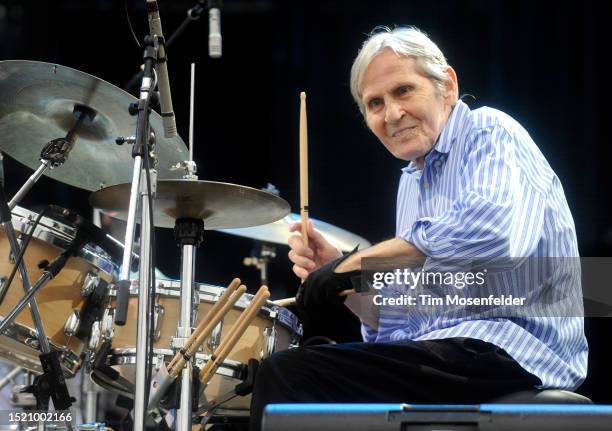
[361,321,378,342]
[403,124,548,259]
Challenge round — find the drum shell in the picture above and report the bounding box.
[0,207,117,376]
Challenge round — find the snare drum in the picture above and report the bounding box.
[0,206,118,376]
[90,279,301,415]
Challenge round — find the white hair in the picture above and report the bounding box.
[350,26,454,114]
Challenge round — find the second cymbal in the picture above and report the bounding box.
[0,60,189,191]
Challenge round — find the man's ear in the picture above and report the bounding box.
[444,66,458,102]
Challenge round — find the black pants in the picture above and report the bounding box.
[248,337,542,431]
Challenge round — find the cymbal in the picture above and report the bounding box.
[0,60,189,191]
[218,213,371,252]
[89,180,290,230]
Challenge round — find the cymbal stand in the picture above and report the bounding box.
[172,62,200,431]
[172,217,203,431]
[243,242,277,286]
[7,105,96,210]
[111,35,159,431]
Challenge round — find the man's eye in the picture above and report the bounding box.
[397,85,412,95]
[368,98,383,109]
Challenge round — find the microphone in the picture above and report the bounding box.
[146,0,177,138]
[208,0,222,58]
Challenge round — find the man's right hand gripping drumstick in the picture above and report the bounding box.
[288,220,342,279]
[275,221,359,308]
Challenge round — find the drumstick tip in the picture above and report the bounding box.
[300,91,306,100]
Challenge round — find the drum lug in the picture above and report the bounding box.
[63,309,81,337]
[88,321,102,350]
[81,271,100,296]
[100,308,115,340]
[207,320,223,352]
[261,325,277,359]
[153,304,164,342]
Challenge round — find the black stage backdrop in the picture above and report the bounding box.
[0,0,610,403]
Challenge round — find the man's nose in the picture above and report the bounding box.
[385,100,404,123]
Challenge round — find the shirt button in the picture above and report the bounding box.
[423,182,430,189]
[434,160,442,169]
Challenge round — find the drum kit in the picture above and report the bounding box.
[0,41,370,431]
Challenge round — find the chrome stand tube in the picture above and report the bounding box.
[119,156,142,281]
[177,243,195,431]
[8,162,49,211]
[3,222,50,353]
[133,168,156,431]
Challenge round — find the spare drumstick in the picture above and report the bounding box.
[167,278,242,371]
[199,286,270,385]
[299,91,309,249]
[148,283,247,410]
[199,287,269,385]
[168,285,246,378]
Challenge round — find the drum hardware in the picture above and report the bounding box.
[206,320,223,352]
[0,60,190,192]
[8,105,96,212]
[149,285,270,430]
[99,309,115,341]
[81,272,100,296]
[63,310,81,337]
[196,358,260,426]
[0,365,23,390]
[102,32,166,431]
[171,215,205,431]
[12,351,76,431]
[0,187,56,394]
[147,280,246,412]
[11,382,38,409]
[0,221,91,337]
[261,325,277,360]
[243,242,277,287]
[88,322,102,351]
[75,277,111,344]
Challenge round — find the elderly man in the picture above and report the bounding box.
[248,26,587,431]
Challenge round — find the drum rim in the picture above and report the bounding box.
[108,279,302,336]
[92,348,248,398]
[108,347,246,379]
[0,316,81,376]
[10,206,119,278]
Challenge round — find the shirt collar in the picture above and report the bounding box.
[401,99,471,174]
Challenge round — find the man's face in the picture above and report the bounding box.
[360,48,457,164]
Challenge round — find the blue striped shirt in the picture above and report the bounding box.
[361,100,588,390]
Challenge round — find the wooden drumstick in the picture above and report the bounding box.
[199,289,269,385]
[198,287,269,384]
[167,278,241,370]
[167,278,242,371]
[273,288,355,308]
[199,286,270,385]
[201,286,269,372]
[168,285,247,378]
[300,91,309,249]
